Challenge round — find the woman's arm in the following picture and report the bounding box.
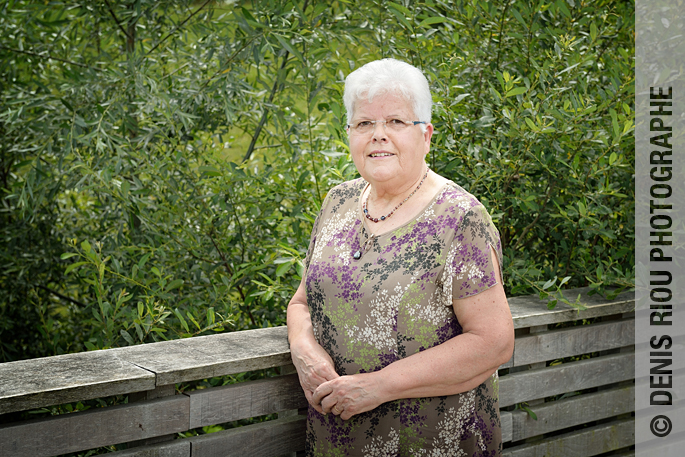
[287,277,340,414]
[312,248,514,420]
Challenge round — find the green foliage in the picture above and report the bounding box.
[1,0,634,361]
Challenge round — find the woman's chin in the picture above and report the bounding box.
[363,166,401,185]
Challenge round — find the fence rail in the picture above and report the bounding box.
[0,287,635,457]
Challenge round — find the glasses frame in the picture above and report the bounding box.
[345,119,427,135]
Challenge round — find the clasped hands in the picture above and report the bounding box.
[291,342,382,421]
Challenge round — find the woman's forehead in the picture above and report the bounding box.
[353,93,414,117]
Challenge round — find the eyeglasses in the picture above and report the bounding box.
[346,119,426,135]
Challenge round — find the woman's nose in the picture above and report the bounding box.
[372,124,387,142]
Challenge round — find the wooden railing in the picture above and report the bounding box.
[0,287,635,457]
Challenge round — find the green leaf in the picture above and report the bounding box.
[505,87,527,98]
[174,308,190,333]
[332,140,349,152]
[165,279,184,292]
[207,307,215,327]
[186,311,202,331]
[511,8,526,27]
[578,201,586,216]
[199,166,221,177]
[138,253,151,270]
[275,261,292,277]
[590,22,598,42]
[274,34,305,64]
[65,262,88,275]
[60,253,78,260]
[609,108,620,139]
[454,93,471,104]
[556,0,571,18]
[418,17,447,28]
[542,277,557,290]
[134,322,144,341]
[120,330,135,345]
[523,405,538,420]
[387,4,414,32]
[120,179,130,198]
[524,118,539,132]
[387,1,411,15]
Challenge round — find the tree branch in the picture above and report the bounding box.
[146,0,213,56]
[242,51,290,162]
[207,232,256,327]
[0,45,101,71]
[36,285,87,307]
[103,0,133,42]
[512,180,555,251]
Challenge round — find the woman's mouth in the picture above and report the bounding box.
[369,152,394,158]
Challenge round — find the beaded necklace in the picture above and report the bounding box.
[362,168,430,223]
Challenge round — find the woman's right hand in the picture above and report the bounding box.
[287,277,339,414]
[290,337,340,413]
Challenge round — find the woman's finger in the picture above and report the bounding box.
[319,390,341,414]
[304,390,325,414]
[312,381,334,406]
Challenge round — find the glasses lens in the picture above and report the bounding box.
[352,120,410,134]
[386,119,408,131]
[355,121,373,133]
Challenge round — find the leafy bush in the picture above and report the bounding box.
[0,0,633,361]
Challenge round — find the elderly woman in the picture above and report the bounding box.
[287,58,514,456]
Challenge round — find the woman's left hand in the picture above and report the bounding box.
[312,373,383,421]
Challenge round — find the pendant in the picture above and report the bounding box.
[353,250,362,260]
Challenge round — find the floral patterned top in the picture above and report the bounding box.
[303,177,503,457]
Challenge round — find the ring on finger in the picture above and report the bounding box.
[333,405,342,414]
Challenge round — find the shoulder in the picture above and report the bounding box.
[322,177,366,214]
[435,181,488,217]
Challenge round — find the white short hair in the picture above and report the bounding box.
[343,58,432,126]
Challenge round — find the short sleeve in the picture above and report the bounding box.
[442,204,503,301]
[303,193,330,272]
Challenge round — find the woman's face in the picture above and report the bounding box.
[348,93,433,188]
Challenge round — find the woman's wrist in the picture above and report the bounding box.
[363,370,395,405]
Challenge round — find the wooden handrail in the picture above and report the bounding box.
[0,287,634,416]
[0,287,635,457]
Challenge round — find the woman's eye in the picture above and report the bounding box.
[357,121,372,128]
[388,119,405,126]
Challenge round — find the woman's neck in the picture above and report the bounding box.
[361,168,450,235]
[367,164,428,207]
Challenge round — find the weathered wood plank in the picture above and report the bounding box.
[502,418,634,456]
[0,350,156,415]
[189,415,306,457]
[117,326,292,386]
[106,440,190,457]
[128,384,178,448]
[513,319,634,366]
[188,374,307,428]
[501,411,512,443]
[509,288,634,329]
[509,385,635,441]
[0,395,189,457]
[499,352,634,407]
